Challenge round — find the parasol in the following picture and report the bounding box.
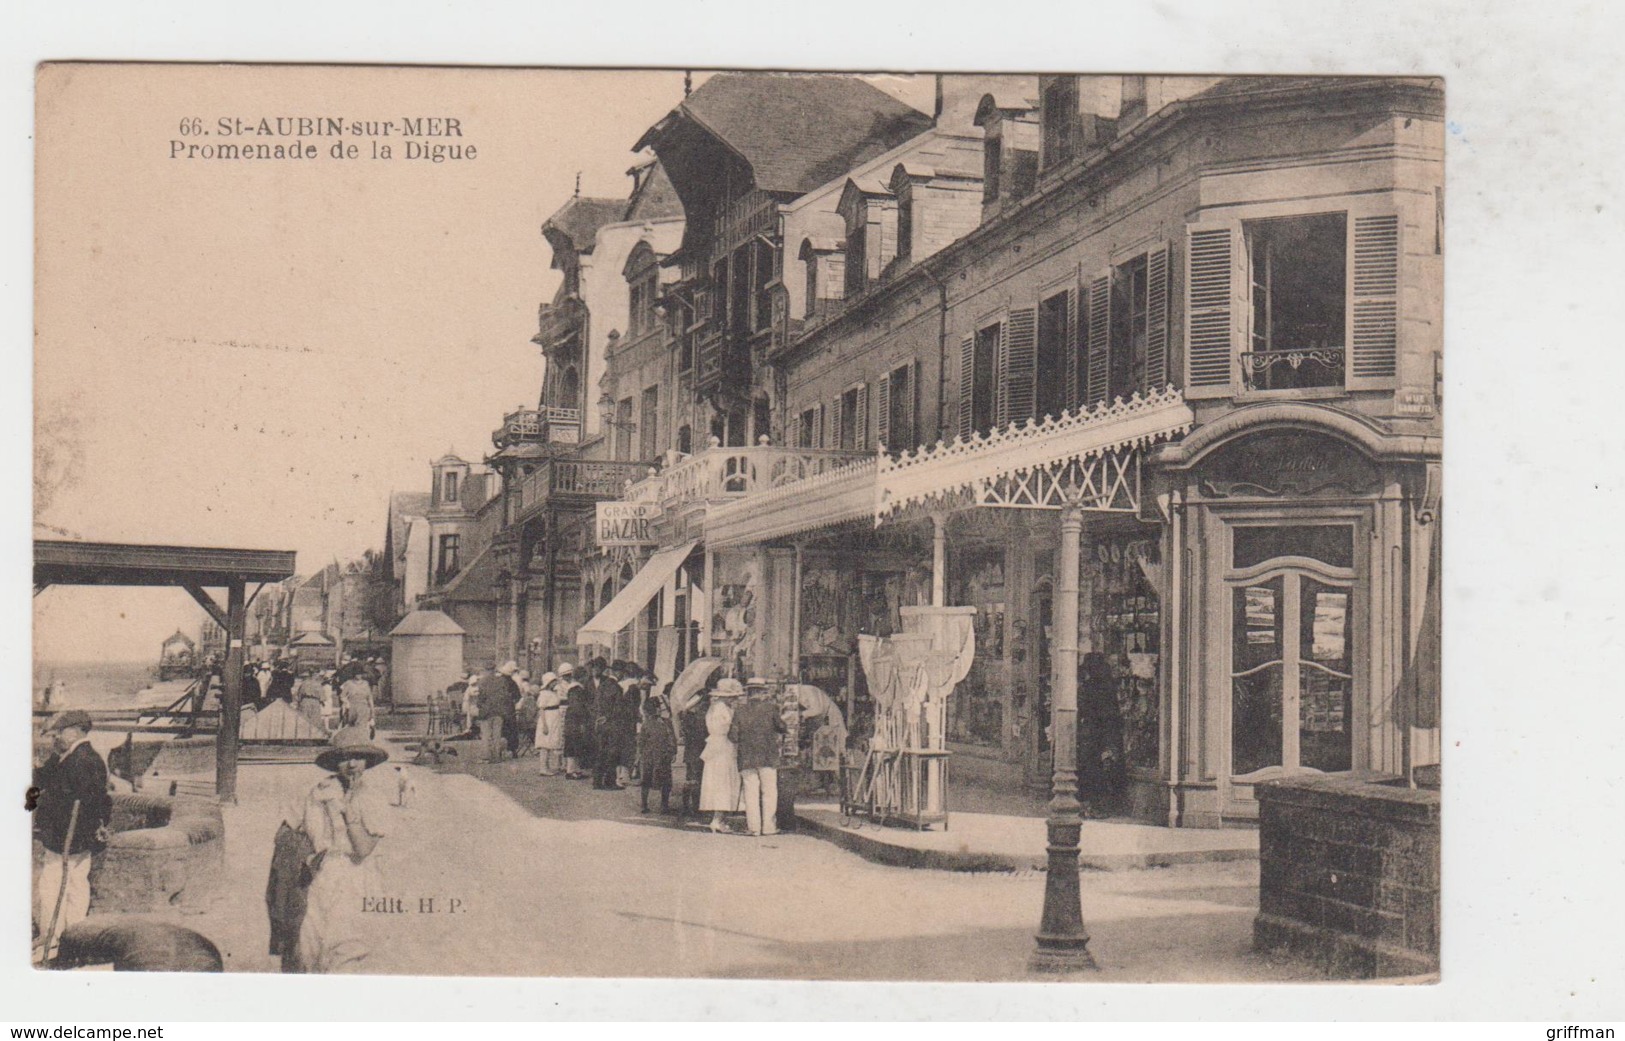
[667,656,725,714]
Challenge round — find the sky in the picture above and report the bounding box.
[30,65,934,663]
[31,65,705,661]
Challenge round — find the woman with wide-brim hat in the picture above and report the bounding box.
[534,671,564,776]
[294,727,390,974]
[698,678,745,833]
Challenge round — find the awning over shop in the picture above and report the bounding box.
[706,458,877,548]
[576,540,698,647]
[876,387,1195,518]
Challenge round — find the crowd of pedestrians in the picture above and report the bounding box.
[427,658,793,836]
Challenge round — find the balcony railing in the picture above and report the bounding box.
[493,407,582,449]
[1240,347,1346,392]
[624,440,872,513]
[711,189,778,256]
[511,457,648,520]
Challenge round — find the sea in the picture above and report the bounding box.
[31,660,177,712]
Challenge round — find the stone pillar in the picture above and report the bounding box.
[1031,500,1096,973]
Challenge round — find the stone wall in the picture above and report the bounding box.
[90,793,224,915]
[1254,773,1440,979]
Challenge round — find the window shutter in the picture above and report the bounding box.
[814,404,825,449]
[1065,285,1082,412]
[1145,242,1171,391]
[904,361,918,449]
[829,396,842,449]
[993,320,1010,429]
[855,383,869,451]
[1347,212,1401,390]
[1184,221,1242,399]
[1086,271,1112,405]
[957,333,975,440]
[1002,306,1038,427]
[876,373,891,451]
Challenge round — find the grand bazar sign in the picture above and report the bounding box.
[595,500,661,546]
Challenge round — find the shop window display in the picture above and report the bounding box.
[1089,535,1162,771]
[950,550,1007,747]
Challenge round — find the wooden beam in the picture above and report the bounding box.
[182,583,228,629]
[216,578,246,803]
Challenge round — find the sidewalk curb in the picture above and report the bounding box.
[794,811,1260,873]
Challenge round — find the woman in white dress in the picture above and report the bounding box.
[698,678,744,833]
[297,727,390,974]
[534,672,564,775]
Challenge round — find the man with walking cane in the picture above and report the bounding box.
[32,710,112,965]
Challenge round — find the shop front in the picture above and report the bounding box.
[1149,405,1441,828]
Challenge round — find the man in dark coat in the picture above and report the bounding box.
[477,665,515,763]
[1076,652,1126,818]
[591,661,625,789]
[729,680,788,837]
[266,661,297,704]
[32,710,112,963]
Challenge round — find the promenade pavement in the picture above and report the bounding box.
[109,730,1318,982]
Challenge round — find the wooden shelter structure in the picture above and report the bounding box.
[34,540,298,801]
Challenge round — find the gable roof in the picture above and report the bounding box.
[542,196,629,253]
[390,609,466,637]
[388,492,432,558]
[640,73,934,196]
[625,159,684,222]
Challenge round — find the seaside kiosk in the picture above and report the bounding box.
[34,539,298,802]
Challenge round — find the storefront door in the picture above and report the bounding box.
[1222,520,1363,818]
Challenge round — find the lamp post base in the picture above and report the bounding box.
[1028,942,1099,975]
[1029,814,1099,974]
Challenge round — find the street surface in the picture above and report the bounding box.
[176,745,1318,982]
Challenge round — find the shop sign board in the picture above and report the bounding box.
[595,500,661,546]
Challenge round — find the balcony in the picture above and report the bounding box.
[625,440,871,515]
[1240,348,1346,393]
[492,407,582,449]
[511,457,649,522]
[711,189,778,256]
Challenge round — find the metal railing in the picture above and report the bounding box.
[1240,347,1345,391]
[511,457,648,519]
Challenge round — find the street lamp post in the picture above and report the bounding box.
[1030,499,1097,973]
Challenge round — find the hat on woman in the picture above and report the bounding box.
[556,662,575,677]
[711,678,745,698]
[315,726,389,772]
[539,671,558,687]
[498,661,520,676]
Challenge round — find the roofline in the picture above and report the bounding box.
[780,76,1441,359]
[35,540,298,588]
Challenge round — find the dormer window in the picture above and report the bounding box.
[838,179,897,299]
[1041,78,1080,169]
[443,471,459,504]
[799,238,846,321]
[974,94,1040,221]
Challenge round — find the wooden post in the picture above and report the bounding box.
[1031,500,1096,972]
[218,578,246,803]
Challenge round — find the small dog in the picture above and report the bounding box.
[391,764,417,807]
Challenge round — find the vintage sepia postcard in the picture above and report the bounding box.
[31,63,1443,983]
